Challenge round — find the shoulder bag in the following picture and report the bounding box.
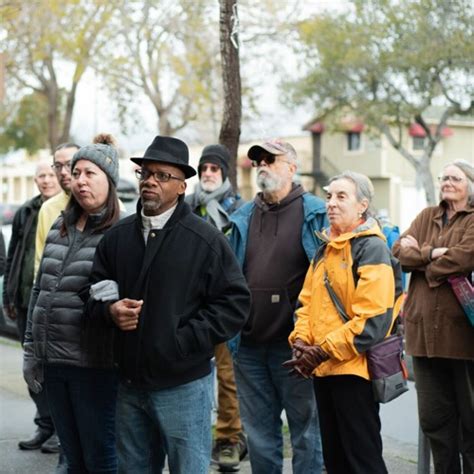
[324,270,409,403]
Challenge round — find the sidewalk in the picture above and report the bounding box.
[0,336,429,473]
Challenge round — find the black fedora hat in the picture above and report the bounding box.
[131,136,196,179]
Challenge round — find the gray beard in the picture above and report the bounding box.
[141,197,161,214]
[257,171,284,193]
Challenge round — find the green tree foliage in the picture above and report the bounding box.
[286,0,474,205]
[0,93,49,153]
[1,0,119,151]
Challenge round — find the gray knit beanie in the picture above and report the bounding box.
[71,133,119,187]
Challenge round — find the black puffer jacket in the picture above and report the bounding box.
[24,213,115,369]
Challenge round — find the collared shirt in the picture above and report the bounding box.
[141,204,177,242]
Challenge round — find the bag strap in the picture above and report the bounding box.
[324,270,350,323]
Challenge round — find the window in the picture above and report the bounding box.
[347,132,361,151]
[412,136,425,150]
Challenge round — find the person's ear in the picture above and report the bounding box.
[177,181,187,196]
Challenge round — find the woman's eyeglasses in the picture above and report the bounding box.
[438,175,465,184]
[135,169,184,183]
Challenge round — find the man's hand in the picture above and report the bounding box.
[109,298,143,331]
[3,304,16,320]
[400,235,420,250]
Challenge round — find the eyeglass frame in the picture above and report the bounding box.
[438,175,465,184]
[135,168,185,183]
[51,161,72,172]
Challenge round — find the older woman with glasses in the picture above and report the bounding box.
[393,160,474,473]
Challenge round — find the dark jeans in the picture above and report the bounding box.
[314,374,387,474]
[413,356,474,474]
[44,364,118,474]
[234,342,323,474]
[17,306,55,433]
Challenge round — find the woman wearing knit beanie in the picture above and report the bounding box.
[23,134,122,472]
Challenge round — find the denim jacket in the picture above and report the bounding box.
[227,192,328,355]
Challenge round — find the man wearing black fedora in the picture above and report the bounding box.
[87,136,251,473]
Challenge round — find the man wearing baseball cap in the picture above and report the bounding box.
[87,135,251,473]
[229,138,327,473]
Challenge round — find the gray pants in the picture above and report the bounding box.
[413,356,474,474]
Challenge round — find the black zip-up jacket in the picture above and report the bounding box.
[24,213,116,369]
[88,199,251,390]
[3,195,42,309]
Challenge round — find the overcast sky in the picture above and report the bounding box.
[70,1,350,154]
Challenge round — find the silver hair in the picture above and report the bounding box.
[284,146,298,167]
[441,160,474,206]
[328,170,375,218]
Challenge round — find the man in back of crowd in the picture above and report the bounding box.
[229,139,327,474]
[3,160,61,453]
[34,142,80,274]
[186,144,247,471]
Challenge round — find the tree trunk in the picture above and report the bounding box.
[60,81,78,144]
[46,87,59,152]
[218,0,242,191]
[416,155,437,206]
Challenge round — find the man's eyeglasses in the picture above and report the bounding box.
[251,154,291,167]
[51,161,72,172]
[201,164,220,173]
[438,175,465,183]
[135,168,184,183]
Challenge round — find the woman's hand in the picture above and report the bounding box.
[283,343,329,378]
[400,235,420,250]
[431,247,448,260]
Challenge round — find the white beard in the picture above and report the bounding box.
[201,176,223,192]
[257,169,285,193]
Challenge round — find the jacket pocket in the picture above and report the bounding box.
[244,288,294,342]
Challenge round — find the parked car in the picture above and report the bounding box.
[0,203,21,225]
[0,224,18,338]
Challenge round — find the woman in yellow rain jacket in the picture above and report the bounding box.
[287,171,403,474]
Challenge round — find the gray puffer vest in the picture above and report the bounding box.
[28,214,115,368]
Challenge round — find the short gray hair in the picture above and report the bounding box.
[328,170,375,218]
[442,160,474,206]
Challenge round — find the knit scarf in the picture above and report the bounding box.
[190,178,233,231]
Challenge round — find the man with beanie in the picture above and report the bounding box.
[87,135,251,473]
[229,139,327,474]
[186,144,246,471]
[3,161,61,454]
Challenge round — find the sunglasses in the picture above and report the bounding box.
[200,164,220,173]
[251,153,293,167]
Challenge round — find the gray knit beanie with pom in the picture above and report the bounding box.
[71,133,119,186]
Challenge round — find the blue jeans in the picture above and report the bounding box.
[44,364,118,474]
[234,342,323,474]
[116,374,213,474]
